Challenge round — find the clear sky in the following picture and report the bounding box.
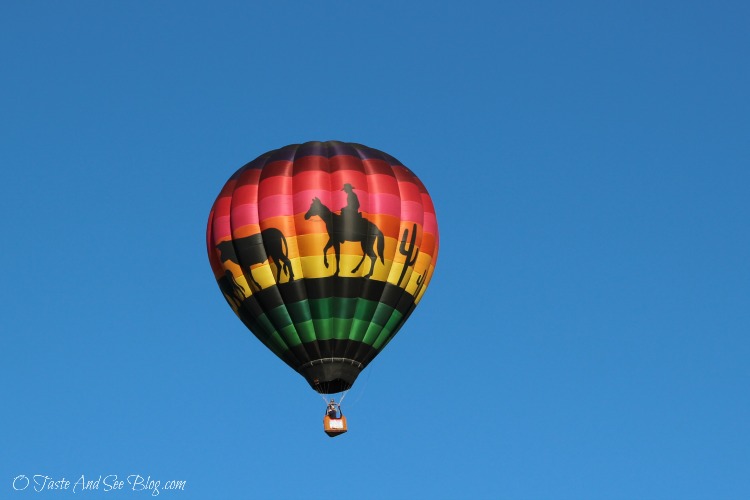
[2,1,749,499]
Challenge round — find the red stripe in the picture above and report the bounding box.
[396,180,423,203]
[258,174,293,195]
[366,173,401,197]
[420,191,437,215]
[252,170,410,201]
[282,170,330,192]
[423,212,438,236]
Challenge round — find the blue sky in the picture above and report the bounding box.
[2,1,749,498]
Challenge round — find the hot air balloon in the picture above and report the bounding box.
[206,141,439,409]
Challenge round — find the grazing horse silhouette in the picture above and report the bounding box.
[217,270,245,308]
[215,227,294,290]
[304,197,385,278]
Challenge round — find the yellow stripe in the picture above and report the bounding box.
[219,250,437,298]
[414,263,437,304]
[221,230,437,263]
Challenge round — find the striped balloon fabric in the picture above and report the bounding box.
[207,141,439,393]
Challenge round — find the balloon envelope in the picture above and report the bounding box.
[207,141,439,393]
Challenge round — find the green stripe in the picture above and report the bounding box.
[255,297,405,351]
[234,309,290,356]
[374,313,407,350]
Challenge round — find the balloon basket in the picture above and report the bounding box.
[323,416,348,437]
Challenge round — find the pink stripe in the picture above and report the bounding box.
[259,194,295,219]
[366,192,402,219]
[212,215,232,241]
[230,204,259,227]
[215,208,436,242]
[292,189,334,214]
[399,201,425,225]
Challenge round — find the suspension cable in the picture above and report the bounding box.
[339,389,350,405]
[350,364,374,407]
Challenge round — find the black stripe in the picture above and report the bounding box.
[240,141,404,165]
[295,339,379,370]
[243,277,415,316]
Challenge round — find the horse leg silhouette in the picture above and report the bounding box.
[270,252,295,283]
[245,267,262,291]
[353,240,377,278]
[332,242,341,276]
[323,239,333,269]
[219,271,246,308]
[322,239,342,276]
[274,255,294,283]
[279,232,294,281]
[274,259,283,283]
[360,229,385,278]
[366,241,379,278]
[280,255,294,281]
[243,266,261,290]
[352,249,368,274]
[267,230,294,283]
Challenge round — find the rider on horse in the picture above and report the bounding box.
[342,183,362,222]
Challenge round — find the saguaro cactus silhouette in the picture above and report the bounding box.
[397,223,420,286]
[414,273,426,297]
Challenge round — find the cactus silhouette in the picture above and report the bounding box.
[414,273,426,297]
[397,223,420,286]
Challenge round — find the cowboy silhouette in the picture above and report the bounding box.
[341,183,362,222]
[305,184,385,278]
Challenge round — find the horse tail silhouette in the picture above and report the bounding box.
[377,230,385,264]
[280,231,289,276]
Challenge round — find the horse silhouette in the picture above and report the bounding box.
[215,227,294,290]
[304,197,385,278]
